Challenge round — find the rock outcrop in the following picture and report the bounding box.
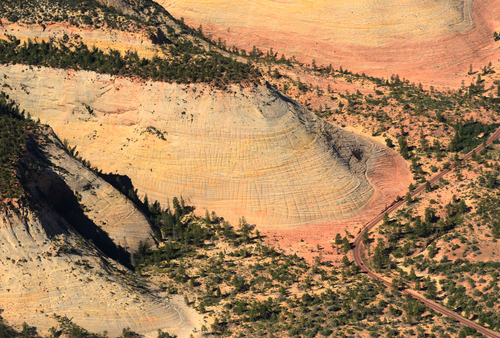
[0,130,195,337]
[45,136,155,251]
[1,65,381,228]
[161,0,500,89]
[0,19,162,59]
[0,210,187,337]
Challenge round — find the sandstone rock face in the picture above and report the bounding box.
[0,133,196,337]
[45,138,154,251]
[164,0,473,47]
[161,0,500,89]
[1,65,381,228]
[0,211,188,337]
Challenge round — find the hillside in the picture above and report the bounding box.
[163,0,500,90]
[1,0,500,337]
[0,94,198,337]
[0,63,390,227]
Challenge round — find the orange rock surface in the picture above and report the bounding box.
[162,0,500,89]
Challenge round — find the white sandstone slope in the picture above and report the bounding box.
[0,130,198,337]
[46,137,155,251]
[0,65,380,228]
[0,210,187,337]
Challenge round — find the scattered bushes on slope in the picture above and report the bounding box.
[476,194,500,238]
[0,0,172,32]
[448,120,500,153]
[0,35,261,87]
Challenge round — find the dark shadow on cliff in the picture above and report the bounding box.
[26,142,133,269]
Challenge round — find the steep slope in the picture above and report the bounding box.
[0,208,188,337]
[0,64,385,228]
[0,105,197,337]
[45,135,155,252]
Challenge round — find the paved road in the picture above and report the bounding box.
[352,126,500,338]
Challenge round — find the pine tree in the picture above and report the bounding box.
[425,277,437,300]
[361,231,370,250]
[204,209,211,224]
[409,267,417,280]
[172,197,182,218]
[398,127,410,159]
[415,278,420,290]
[342,237,350,254]
[383,213,390,225]
[373,245,383,271]
[334,233,343,254]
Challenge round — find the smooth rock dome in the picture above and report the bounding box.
[0,65,382,228]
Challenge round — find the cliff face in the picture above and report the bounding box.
[44,135,155,251]
[1,65,381,228]
[0,129,195,337]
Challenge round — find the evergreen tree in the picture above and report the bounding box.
[398,127,409,159]
[334,233,343,254]
[425,277,437,300]
[342,237,350,254]
[383,213,390,225]
[362,231,371,256]
[373,244,384,271]
[409,267,417,281]
[415,278,421,290]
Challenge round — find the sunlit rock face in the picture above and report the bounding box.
[1,65,383,228]
[161,0,500,89]
[0,134,189,338]
[164,0,473,46]
[0,209,185,337]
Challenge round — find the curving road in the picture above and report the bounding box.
[353,126,500,338]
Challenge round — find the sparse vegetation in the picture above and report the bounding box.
[0,35,260,88]
[0,92,41,205]
[1,0,500,337]
[134,198,466,337]
[364,137,500,335]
